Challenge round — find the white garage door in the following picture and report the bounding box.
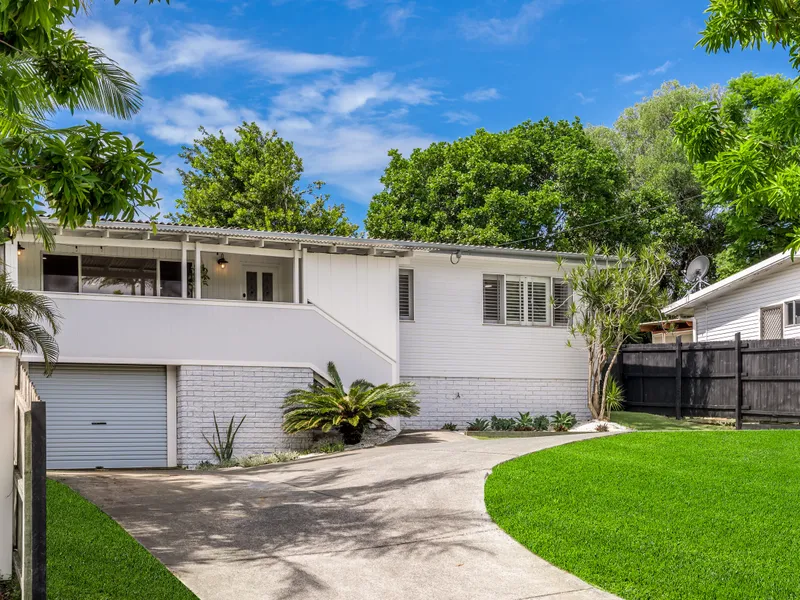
[28,364,168,469]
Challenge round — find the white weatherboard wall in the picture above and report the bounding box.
[695,261,800,341]
[304,253,399,367]
[399,253,588,428]
[400,254,586,378]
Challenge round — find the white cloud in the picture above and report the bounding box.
[385,3,416,35]
[575,92,595,104]
[616,72,642,84]
[459,0,560,44]
[73,22,368,83]
[649,60,674,75]
[443,110,479,125]
[139,94,258,145]
[464,87,500,102]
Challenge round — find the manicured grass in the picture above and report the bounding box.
[48,480,197,600]
[485,432,800,599]
[611,410,732,431]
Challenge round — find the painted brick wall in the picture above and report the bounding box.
[177,365,314,467]
[401,376,590,429]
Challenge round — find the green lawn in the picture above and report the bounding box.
[485,432,800,600]
[48,480,197,600]
[611,410,732,431]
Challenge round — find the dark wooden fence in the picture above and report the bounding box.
[616,334,800,429]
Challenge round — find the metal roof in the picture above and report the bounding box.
[48,220,591,262]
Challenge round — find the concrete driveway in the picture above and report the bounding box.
[53,432,618,600]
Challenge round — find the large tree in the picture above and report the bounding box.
[365,118,635,250]
[674,73,799,277]
[676,1,800,263]
[0,0,163,243]
[590,82,724,292]
[171,122,358,236]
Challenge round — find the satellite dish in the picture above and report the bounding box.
[684,255,710,292]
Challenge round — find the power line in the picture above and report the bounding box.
[498,192,706,248]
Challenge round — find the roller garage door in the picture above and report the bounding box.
[28,364,168,469]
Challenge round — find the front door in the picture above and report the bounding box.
[245,270,274,302]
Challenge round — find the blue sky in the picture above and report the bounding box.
[68,0,793,227]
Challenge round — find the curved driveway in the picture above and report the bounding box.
[54,432,618,600]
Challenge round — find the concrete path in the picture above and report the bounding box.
[53,432,619,600]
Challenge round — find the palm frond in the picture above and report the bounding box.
[81,44,143,119]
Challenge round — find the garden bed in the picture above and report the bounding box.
[465,430,584,438]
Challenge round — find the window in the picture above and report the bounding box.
[553,279,572,327]
[160,261,183,297]
[483,275,503,324]
[81,256,156,296]
[399,269,414,320]
[786,300,800,326]
[505,276,549,326]
[42,254,79,293]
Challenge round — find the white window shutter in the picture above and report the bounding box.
[399,269,414,320]
[505,277,524,324]
[528,280,548,324]
[553,279,572,327]
[483,275,503,324]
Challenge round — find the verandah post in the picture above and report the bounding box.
[675,336,682,420]
[735,332,743,430]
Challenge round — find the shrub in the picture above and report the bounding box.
[490,415,515,431]
[315,441,346,454]
[272,451,300,462]
[551,411,577,432]
[605,377,625,413]
[595,422,610,432]
[533,415,550,431]
[202,412,246,462]
[283,361,420,445]
[237,454,275,468]
[467,418,490,431]
[514,412,535,431]
[441,422,458,431]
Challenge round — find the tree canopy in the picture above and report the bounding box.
[365,118,637,250]
[673,73,799,276]
[676,1,800,263]
[170,122,358,236]
[0,0,163,242]
[590,82,723,291]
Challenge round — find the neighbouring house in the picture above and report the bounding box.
[664,250,800,342]
[639,319,694,344]
[3,221,589,468]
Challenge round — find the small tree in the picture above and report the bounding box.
[558,245,668,420]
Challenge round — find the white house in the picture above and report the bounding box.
[664,251,800,342]
[3,221,589,469]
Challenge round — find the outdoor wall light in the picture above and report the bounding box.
[17,244,24,256]
[217,254,229,269]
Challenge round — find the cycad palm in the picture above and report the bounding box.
[0,273,61,372]
[283,362,419,444]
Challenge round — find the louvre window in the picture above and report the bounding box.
[553,279,572,327]
[483,275,503,324]
[399,269,414,320]
[528,280,548,324]
[505,277,524,324]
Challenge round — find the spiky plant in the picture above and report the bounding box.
[202,412,246,463]
[0,272,60,372]
[282,362,419,445]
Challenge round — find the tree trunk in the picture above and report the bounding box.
[600,341,624,421]
[339,422,364,445]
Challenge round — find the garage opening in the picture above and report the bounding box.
[28,364,168,469]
